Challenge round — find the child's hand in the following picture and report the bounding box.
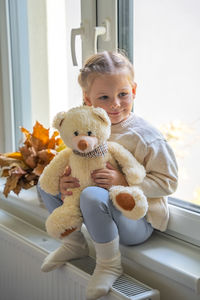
[91,162,128,189]
[59,166,80,201]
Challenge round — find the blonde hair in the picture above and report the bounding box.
[78,51,135,92]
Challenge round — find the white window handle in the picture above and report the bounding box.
[94,20,110,54]
[71,27,84,66]
[93,26,106,54]
[71,20,110,66]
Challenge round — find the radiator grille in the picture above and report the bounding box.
[70,256,158,299]
[113,276,151,298]
[70,256,95,275]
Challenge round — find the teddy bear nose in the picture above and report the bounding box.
[78,139,88,151]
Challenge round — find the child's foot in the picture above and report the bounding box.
[41,231,89,272]
[86,253,123,299]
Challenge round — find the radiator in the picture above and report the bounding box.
[0,209,160,300]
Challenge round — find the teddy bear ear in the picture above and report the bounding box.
[52,111,66,129]
[92,107,111,126]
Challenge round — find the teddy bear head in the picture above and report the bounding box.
[53,106,111,153]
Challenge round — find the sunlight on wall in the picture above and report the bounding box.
[28,0,50,128]
[46,0,82,124]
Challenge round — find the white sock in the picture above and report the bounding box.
[86,236,123,300]
[41,231,89,272]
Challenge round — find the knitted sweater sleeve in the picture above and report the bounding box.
[137,139,178,198]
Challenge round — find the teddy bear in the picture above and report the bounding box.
[39,105,148,239]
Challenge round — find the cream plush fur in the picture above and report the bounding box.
[39,106,148,239]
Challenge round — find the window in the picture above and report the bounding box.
[0,0,84,152]
[0,0,200,246]
[134,0,200,208]
[132,0,200,245]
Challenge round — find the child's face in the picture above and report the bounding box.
[84,73,136,125]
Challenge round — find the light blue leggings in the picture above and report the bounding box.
[37,185,153,245]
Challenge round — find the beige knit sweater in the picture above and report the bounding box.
[109,113,178,232]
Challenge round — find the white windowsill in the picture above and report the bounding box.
[0,178,200,295]
[120,233,200,294]
[0,179,48,230]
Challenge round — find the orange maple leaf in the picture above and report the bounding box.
[0,121,64,197]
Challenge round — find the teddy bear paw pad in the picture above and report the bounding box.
[116,193,135,211]
[61,227,77,238]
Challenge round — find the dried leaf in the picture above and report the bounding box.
[9,166,27,176]
[1,168,10,177]
[56,141,67,152]
[1,121,63,197]
[38,149,56,162]
[20,179,35,190]
[24,173,38,182]
[33,164,47,176]
[19,146,37,169]
[3,173,23,197]
[47,131,59,149]
[12,184,22,195]
[21,126,31,138]
[21,122,50,151]
[4,152,23,160]
[30,136,45,152]
[20,127,32,147]
[0,154,27,169]
[32,121,49,146]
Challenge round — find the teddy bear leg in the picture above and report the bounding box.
[109,186,148,220]
[60,227,77,238]
[45,206,83,239]
[45,191,83,239]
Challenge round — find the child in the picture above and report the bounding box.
[38,51,178,299]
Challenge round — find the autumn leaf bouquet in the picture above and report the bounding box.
[0,121,64,197]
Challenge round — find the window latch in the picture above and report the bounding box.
[71,19,110,66]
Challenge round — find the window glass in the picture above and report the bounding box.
[134,0,200,206]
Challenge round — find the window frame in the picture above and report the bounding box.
[118,0,134,62]
[0,0,31,152]
[0,0,199,248]
[167,198,200,247]
[0,0,15,152]
[8,0,32,147]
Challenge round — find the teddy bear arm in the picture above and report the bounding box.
[108,142,146,185]
[39,148,71,195]
[109,185,148,220]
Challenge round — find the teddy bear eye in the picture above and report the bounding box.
[74,131,79,136]
[87,131,92,136]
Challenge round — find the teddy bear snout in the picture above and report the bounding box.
[72,135,98,153]
[78,139,88,151]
